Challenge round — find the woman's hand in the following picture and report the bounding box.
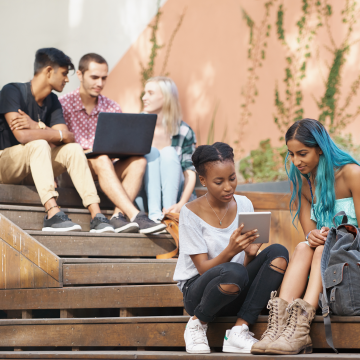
[307,227,329,248]
[163,203,182,215]
[244,242,262,257]
[227,224,259,257]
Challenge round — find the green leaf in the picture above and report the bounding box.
[276,5,285,40]
[326,4,332,16]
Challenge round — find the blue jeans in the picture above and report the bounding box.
[135,146,184,221]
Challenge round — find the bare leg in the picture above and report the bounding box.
[44,198,61,218]
[113,156,146,214]
[279,242,314,303]
[88,203,101,219]
[303,245,324,308]
[88,155,141,220]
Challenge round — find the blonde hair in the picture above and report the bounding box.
[146,76,182,136]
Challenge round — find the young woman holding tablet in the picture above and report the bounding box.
[173,142,289,354]
[253,119,360,355]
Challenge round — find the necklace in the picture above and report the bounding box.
[306,174,318,222]
[205,193,231,225]
[30,81,46,128]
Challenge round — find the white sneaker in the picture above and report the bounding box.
[222,324,258,353]
[184,317,210,354]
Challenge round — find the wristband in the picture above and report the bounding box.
[59,130,63,142]
[306,231,311,241]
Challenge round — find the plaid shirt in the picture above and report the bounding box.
[171,121,196,172]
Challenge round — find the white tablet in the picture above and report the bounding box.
[238,212,271,244]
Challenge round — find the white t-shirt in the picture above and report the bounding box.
[173,195,254,290]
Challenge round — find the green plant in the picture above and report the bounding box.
[239,139,288,183]
[332,133,360,161]
[160,8,186,76]
[196,102,228,145]
[238,2,274,154]
[274,0,322,137]
[139,1,186,108]
[315,0,360,134]
[139,0,163,104]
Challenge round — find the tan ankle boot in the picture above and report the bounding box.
[251,291,289,354]
[265,298,316,355]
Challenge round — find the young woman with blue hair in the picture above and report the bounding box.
[252,118,360,355]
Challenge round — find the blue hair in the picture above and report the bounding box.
[285,119,360,228]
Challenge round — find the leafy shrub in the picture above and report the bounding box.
[333,133,360,161]
[239,139,288,183]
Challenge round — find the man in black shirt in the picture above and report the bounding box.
[0,48,114,233]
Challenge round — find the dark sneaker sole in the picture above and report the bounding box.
[90,226,116,234]
[42,225,82,232]
[114,223,140,233]
[139,223,167,234]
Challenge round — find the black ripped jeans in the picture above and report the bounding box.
[182,244,289,324]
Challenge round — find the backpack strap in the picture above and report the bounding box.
[156,213,180,259]
[319,292,338,353]
[319,224,340,354]
[332,210,348,226]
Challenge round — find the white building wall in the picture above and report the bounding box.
[0,0,167,93]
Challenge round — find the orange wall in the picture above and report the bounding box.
[103,0,360,158]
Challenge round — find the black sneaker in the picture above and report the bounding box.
[42,211,82,232]
[110,212,139,233]
[133,211,167,234]
[90,213,115,233]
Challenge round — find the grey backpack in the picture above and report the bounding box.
[320,211,360,353]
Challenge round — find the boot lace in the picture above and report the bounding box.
[190,323,208,345]
[260,292,278,341]
[281,299,306,340]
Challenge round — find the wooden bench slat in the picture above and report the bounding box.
[0,315,358,325]
[0,285,183,310]
[196,189,291,210]
[0,316,356,349]
[0,350,353,359]
[62,258,176,264]
[29,231,175,257]
[63,262,176,285]
[0,184,113,209]
[0,205,112,232]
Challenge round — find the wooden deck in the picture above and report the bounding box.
[0,184,358,358]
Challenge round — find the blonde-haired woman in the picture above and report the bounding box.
[138,76,197,221]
